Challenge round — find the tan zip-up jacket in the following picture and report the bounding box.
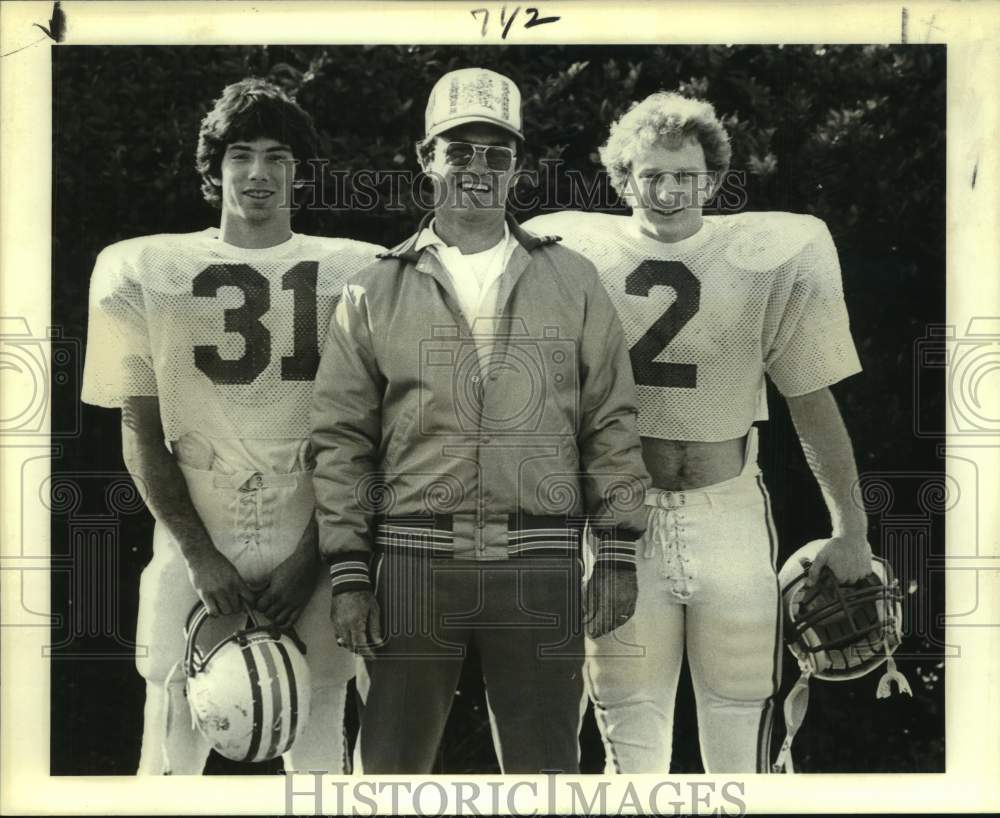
[311,214,650,593]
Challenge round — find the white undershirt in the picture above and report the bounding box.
[415,221,518,367]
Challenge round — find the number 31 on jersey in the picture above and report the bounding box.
[192,262,320,385]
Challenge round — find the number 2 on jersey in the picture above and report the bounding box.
[192,262,319,384]
[626,259,700,388]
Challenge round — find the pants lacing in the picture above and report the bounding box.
[643,504,696,601]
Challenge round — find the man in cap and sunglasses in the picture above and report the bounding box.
[310,68,649,773]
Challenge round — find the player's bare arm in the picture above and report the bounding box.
[785,386,872,584]
[120,396,254,616]
[255,516,321,628]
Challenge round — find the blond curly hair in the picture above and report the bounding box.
[599,92,732,195]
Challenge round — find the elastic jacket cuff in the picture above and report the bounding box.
[328,551,372,595]
[592,528,640,572]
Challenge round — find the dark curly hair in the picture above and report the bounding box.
[195,78,320,208]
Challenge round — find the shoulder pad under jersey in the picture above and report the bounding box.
[96,232,207,290]
[298,234,385,260]
[724,212,827,273]
[521,210,603,240]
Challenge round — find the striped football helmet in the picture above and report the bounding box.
[183,603,311,763]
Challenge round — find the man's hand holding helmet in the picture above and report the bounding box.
[805,533,873,586]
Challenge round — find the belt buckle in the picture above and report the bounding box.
[656,491,685,511]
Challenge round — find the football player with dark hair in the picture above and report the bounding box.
[81,78,384,774]
[195,78,320,210]
[525,91,872,773]
[311,67,649,774]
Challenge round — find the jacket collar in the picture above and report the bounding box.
[377,211,559,264]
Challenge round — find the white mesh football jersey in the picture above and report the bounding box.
[81,229,384,444]
[523,211,861,441]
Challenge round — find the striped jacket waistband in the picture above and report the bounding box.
[328,513,639,595]
[374,513,585,559]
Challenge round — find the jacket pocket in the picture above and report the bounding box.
[383,405,416,469]
[561,435,581,470]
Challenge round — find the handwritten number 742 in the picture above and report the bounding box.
[471,7,561,39]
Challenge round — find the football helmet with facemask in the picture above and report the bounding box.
[177,603,312,764]
[772,539,911,773]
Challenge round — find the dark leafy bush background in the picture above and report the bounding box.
[52,44,945,775]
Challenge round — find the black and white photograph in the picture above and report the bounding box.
[1,1,998,815]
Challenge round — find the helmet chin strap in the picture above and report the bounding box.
[877,639,913,699]
[774,638,913,773]
[772,667,812,773]
[160,658,188,775]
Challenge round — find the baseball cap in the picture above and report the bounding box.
[424,68,523,141]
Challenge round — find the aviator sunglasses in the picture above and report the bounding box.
[442,141,517,171]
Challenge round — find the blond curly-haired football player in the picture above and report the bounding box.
[525,92,872,774]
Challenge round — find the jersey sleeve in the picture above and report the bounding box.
[80,244,158,407]
[764,221,862,396]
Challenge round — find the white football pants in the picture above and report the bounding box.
[135,461,354,775]
[584,429,782,773]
